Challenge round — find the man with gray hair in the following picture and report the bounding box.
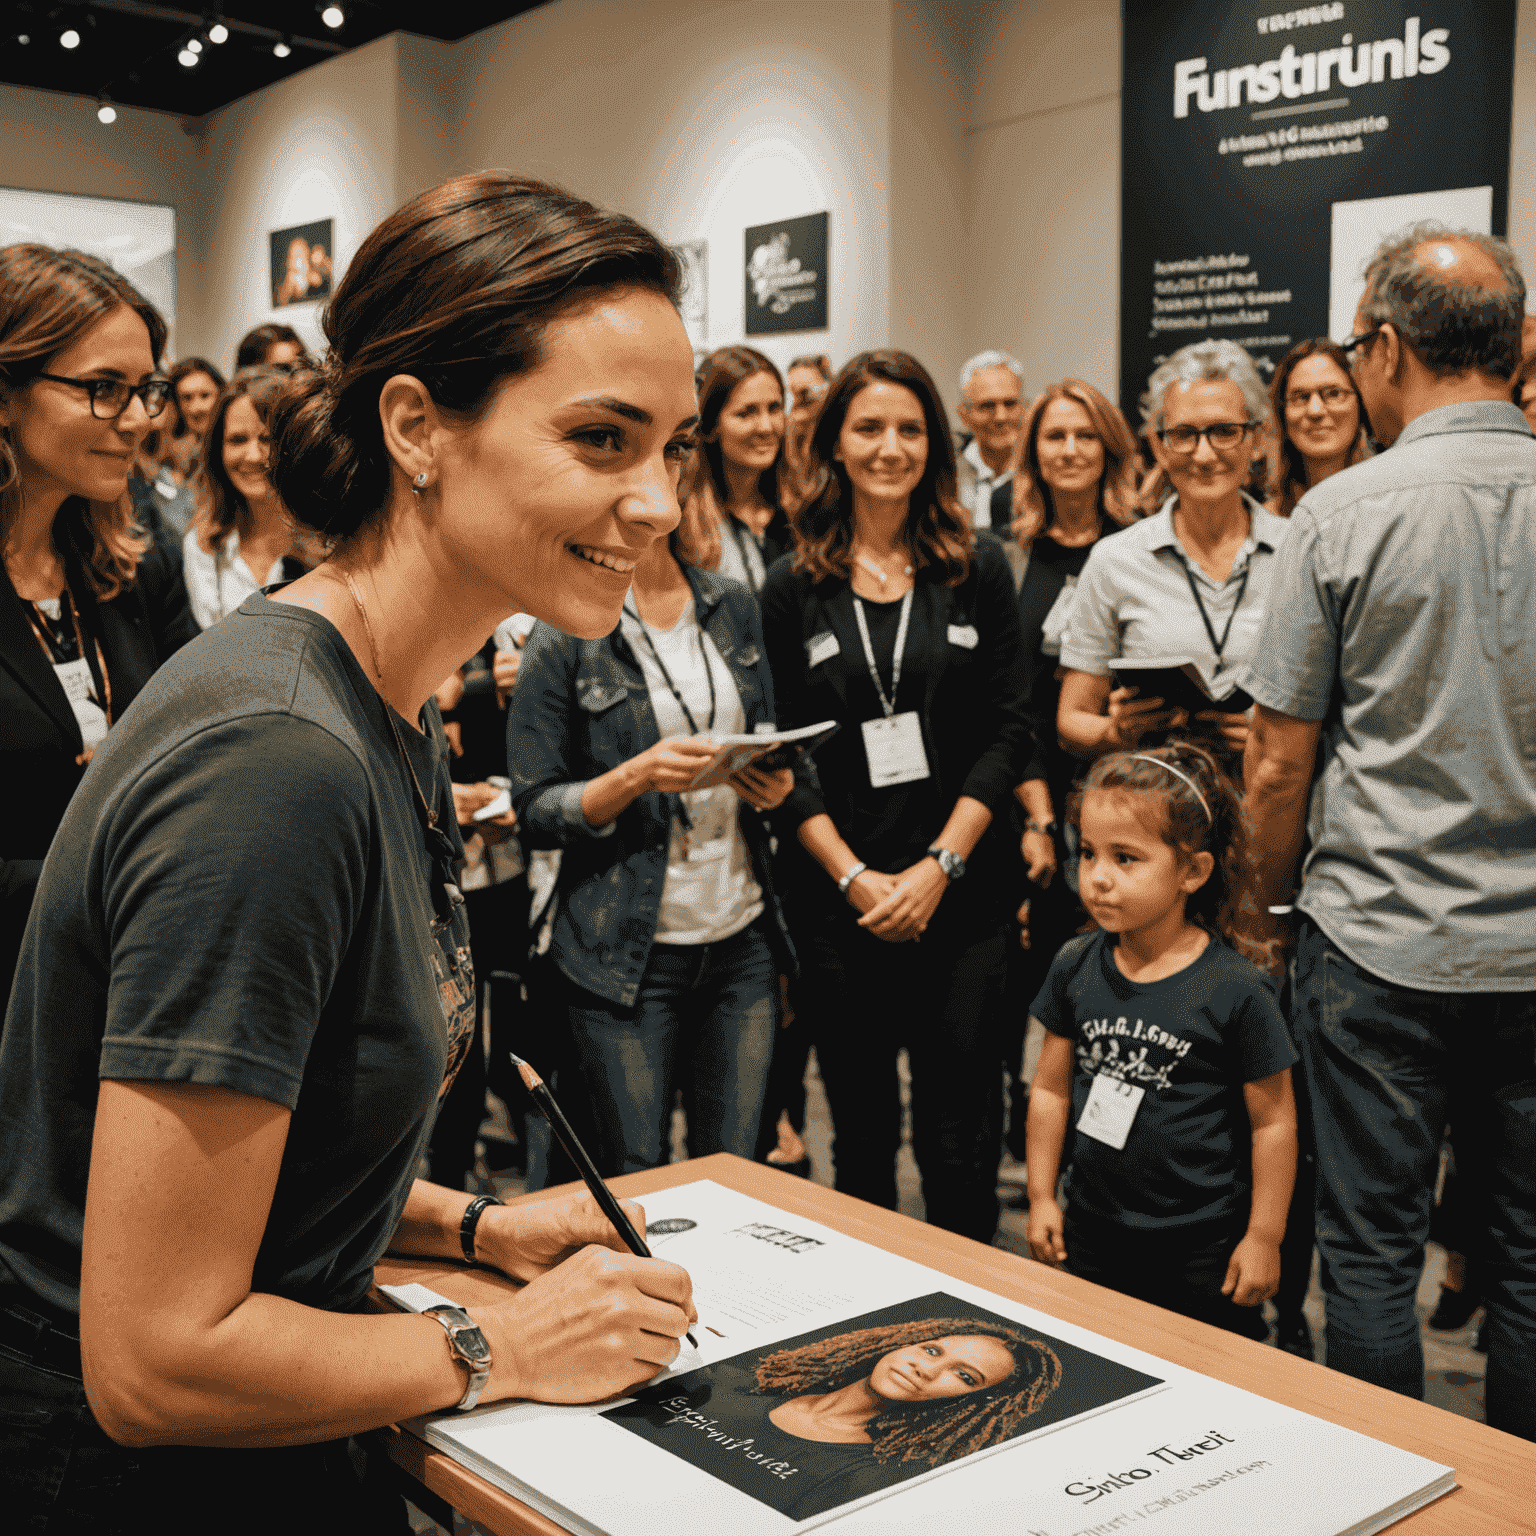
[1242,224,1536,1439]
[956,349,1026,526]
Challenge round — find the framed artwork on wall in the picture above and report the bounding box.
[671,239,708,347]
[744,211,828,335]
[270,218,334,308]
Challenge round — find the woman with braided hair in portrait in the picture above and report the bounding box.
[651,1315,1062,1520]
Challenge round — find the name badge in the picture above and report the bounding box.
[861,711,930,788]
[53,658,108,749]
[947,623,979,650]
[686,837,732,863]
[807,631,840,668]
[1076,1072,1145,1151]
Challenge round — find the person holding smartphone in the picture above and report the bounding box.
[1056,340,1286,768]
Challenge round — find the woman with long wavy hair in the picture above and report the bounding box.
[681,344,790,598]
[183,366,312,628]
[760,349,1033,1243]
[0,245,197,1008]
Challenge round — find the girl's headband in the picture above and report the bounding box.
[1127,754,1213,824]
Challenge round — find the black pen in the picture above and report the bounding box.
[509,1050,699,1349]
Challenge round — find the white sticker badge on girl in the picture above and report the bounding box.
[1076,1072,1145,1150]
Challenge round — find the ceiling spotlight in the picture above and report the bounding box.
[17,34,30,45]
[208,22,228,44]
[273,35,292,57]
[187,37,203,53]
[177,46,198,67]
[97,100,117,124]
[60,28,81,48]
[320,5,345,29]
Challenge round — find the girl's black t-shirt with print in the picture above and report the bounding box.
[0,592,469,1321]
[1030,930,1297,1233]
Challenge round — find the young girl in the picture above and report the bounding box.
[1025,743,1297,1339]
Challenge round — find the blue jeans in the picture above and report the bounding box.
[1292,920,1536,1439]
[564,918,777,1176]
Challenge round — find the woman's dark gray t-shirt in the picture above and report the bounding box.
[0,592,466,1319]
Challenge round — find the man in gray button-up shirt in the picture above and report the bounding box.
[1242,226,1536,1442]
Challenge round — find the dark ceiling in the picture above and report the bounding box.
[0,2,547,118]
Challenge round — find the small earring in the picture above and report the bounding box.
[412,470,428,495]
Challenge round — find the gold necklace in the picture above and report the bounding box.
[343,570,439,828]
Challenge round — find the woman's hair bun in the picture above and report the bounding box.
[268,362,380,539]
[267,170,681,544]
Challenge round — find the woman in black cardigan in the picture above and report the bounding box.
[761,350,1033,1243]
[0,247,197,1007]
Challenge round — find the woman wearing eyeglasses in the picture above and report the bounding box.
[0,245,198,1008]
[1056,339,1286,765]
[1268,339,1372,518]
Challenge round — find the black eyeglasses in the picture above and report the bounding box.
[34,373,173,421]
[1156,421,1255,454]
[1338,330,1381,363]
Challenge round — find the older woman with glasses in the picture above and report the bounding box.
[1269,339,1372,518]
[0,245,198,1009]
[1057,339,1286,765]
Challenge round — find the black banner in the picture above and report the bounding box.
[1120,2,1517,418]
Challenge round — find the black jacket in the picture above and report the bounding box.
[760,532,1034,919]
[2,534,197,999]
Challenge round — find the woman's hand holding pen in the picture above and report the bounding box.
[856,858,948,944]
[474,1243,697,1404]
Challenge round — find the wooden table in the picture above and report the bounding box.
[375,1154,1536,1535]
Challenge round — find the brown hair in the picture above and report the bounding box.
[235,323,309,372]
[1069,742,1264,963]
[788,353,832,379]
[1269,339,1371,517]
[1010,380,1141,544]
[167,355,227,437]
[0,244,166,601]
[1511,348,1536,403]
[192,367,296,554]
[268,172,681,544]
[792,349,974,587]
[753,1318,1062,1468]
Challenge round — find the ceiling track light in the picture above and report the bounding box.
[320,4,345,30]
[97,97,116,124]
[208,21,228,45]
[273,34,292,58]
[187,36,203,54]
[60,28,81,49]
[177,45,199,67]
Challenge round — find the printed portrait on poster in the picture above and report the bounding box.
[605,1291,1163,1524]
[744,211,828,335]
[269,218,335,308]
[670,239,708,347]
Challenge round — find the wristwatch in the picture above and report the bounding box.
[1025,818,1058,839]
[423,1304,494,1411]
[927,845,966,883]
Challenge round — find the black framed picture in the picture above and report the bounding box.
[269,217,334,308]
[744,210,828,334]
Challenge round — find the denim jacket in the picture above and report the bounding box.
[506,566,794,1007]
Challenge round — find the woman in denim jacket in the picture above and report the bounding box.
[508,502,796,1178]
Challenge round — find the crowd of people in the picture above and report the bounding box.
[0,170,1532,1531]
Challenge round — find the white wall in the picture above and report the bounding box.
[188,36,403,373]
[452,0,896,384]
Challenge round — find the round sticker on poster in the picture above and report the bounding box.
[647,1218,697,1243]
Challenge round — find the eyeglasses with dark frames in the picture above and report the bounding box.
[1285,384,1356,410]
[34,373,174,421]
[1155,421,1256,454]
[1338,330,1381,363]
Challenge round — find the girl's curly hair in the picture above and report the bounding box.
[752,1317,1062,1469]
[1068,741,1266,964]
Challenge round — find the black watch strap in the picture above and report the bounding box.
[460,1195,503,1265]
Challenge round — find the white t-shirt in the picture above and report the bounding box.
[619,599,763,946]
[714,514,767,596]
[183,528,285,630]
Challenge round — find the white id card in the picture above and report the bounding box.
[1076,1072,1144,1150]
[861,711,930,788]
[53,658,108,750]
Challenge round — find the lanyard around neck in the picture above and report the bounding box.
[1172,553,1251,671]
[24,586,113,725]
[626,599,717,734]
[852,586,914,719]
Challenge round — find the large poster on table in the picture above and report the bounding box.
[1119,1,1517,417]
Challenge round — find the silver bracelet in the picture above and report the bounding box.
[837,861,868,896]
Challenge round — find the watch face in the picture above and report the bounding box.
[450,1322,493,1365]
